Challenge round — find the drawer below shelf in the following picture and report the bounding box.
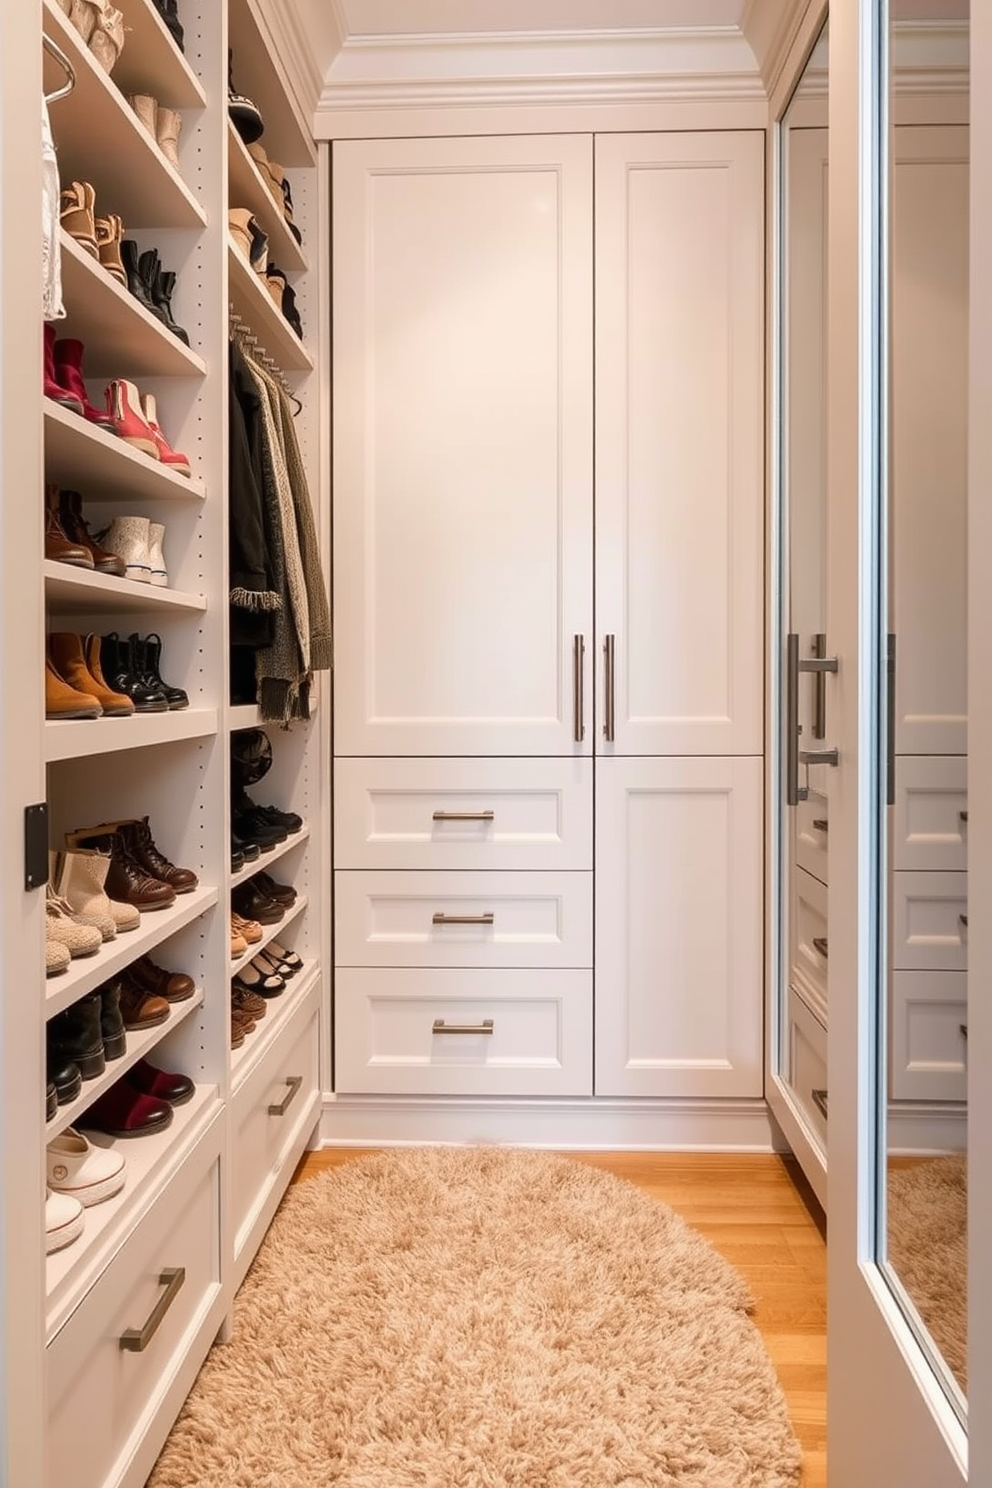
[891,970,968,1102]
[47,1121,222,1488]
[334,967,593,1097]
[788,988,828,1150]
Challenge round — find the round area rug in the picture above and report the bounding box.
[148,1148,803,1488]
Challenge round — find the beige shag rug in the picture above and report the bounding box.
[149,1147,803,1487]
[888,1153,967,1391]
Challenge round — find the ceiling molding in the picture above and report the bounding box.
[741,0,813,94]
[317,26,764,113]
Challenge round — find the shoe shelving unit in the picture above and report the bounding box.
[1,0,330,1484]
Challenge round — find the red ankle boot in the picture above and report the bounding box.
[53,339,118,432]
[139,394,192,477]
[44,325,83,415]
[104,380,159,457]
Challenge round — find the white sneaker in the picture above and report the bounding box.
[47,1128,126,1207]
[45,1187,84,1254]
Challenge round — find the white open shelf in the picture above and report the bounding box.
[44,561,206,616]
[45,708,218,764]
[227,0,317,168]
[230,894,307,979]
[112,0,207,109]
[231,823,310,888]
[228,241,314,373]
[228,124,308,275]
[45,1085,220,1340]
[44,404,207,504]
[45,886,219,1018]
[43,0,207,231]
[58,232,207,380]
[47,986,205,1142]
[231,960,318,1091]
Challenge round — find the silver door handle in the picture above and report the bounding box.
[432,1019,494,1035]
[267,1075,303,1116]
[432,912,495,926]
[800,749,839,768]
[787,633,803,804]
[119,1268,185,1352]
[603,634,615,742]
[432,811,494,823]
[573,634,585,743]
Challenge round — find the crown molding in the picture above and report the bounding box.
[270,0,346,117]
[741,0,813,95]
[317,26,764,114]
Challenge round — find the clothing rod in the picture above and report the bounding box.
[43,34,75,103]
[229,306,302,410]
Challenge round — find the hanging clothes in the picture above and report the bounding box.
[42,96,65,321]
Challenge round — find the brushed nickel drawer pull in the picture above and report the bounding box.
[800,749,839,768]
[812,936,828,959]
[432,811,495,823]
[119,1267,185,1352]
[961,1024,968,1040]
[811,1088,828,1119]
[267,1075,303,1116]
[432,912,495,926]
[573,634,585,743]
[960,810,968,823]
[812,819,828,833]
[603,634,616,742]
[432,1018,494,1036]
[959,914,968,929]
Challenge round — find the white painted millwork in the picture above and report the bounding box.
[789,866,828,1024]
[333,133,593,757]
[795,789,829,884]
[335,871,593,969]
[334,756,593,871]
[890,971,968,1103]
[891,871,968,973]
[787,987,828,1154]
[594,756,763,1099]
[595,131,765,757]
[335,968,593,1096]
[892,755,968,872]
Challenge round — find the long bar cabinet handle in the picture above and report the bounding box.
[119,1267,185,1353]
[432,912,495,926]
[267,1075,303,1116]
[432,811,494,823]
[573,634,585,743]
[603,634,616,742]
[432,1019,494,1036]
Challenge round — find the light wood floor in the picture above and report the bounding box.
[295,1148,827,1487]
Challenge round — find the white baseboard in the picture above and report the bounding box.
[317,1092,777,1151]
[887,1102,967,1154]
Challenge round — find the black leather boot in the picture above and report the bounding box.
[101,633,169,712]
[47,993,105,1081]
[120,239,160,318]
[156,0,184,51]
[151,268,190,345]
[99,979,127,1060]
[132,633,188,710]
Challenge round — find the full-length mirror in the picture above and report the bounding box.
[882,0,969,1411]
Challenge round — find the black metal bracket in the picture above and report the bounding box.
[24,803,49,891]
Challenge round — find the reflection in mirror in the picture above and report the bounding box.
[883,0,969,1413]
[777,21,829,1208]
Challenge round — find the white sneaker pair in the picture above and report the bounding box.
[100,515,168,586]
[46,1126,126,1226]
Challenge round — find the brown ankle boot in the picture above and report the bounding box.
[49,633,134,717]
[44,486,93,568]
[58,490,126,575]
[45,647,101,720]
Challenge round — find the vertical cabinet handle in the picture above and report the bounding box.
[572,634,585,743]
[603,634,616,742]
[119,1267,185,1352]
[786,634,803,805]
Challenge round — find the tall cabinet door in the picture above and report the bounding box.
[595,757,764,1097]
[333,135,593,757]
[594,132,765,756]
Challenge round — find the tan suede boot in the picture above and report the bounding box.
[128,93,158,138]
[60,181,99,259]
[156,108,182,172]
[52,846,141,933]
[45,651,101,720]
[49,632,134,717]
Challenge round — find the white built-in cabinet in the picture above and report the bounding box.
[333,130,765,1105]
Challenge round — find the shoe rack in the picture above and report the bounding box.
[0,1,329,1483]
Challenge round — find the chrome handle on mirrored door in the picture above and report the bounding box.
[573,634,585,743]
[603,634,616,742]
[786,633,839,804]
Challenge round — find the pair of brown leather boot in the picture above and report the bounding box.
[45,486,125,572]
[46,632,134,721]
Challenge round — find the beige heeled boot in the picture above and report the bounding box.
[156,108,182,172]
[128,94,158,139]
[53,846,141,933]
[88,0,125,75]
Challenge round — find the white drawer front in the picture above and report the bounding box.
[47,1133,221,1488]
[335,968,593,1096]
[790,867,828,1022]
[231,987,321,1261]
[795,790,828,886]
[335,757,592,870]
[891,970,967,1102]
[892,871,967,970]
[788,988,828,1147]
[335,871,592,969]
[893,756,967,871]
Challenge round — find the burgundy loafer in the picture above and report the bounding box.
[126,1057,194,1106]
[80,1080,173,1138]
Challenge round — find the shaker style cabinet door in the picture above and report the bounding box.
[594,132,765,756]
[333,135,594,757]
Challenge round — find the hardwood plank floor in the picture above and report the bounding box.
[294,1148,827,1487]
